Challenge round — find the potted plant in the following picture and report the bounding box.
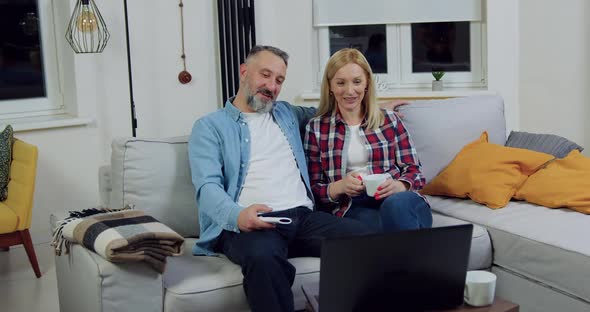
[432,71,445,91]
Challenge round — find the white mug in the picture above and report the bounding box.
[464,270,496,307]
[363,174,389,197]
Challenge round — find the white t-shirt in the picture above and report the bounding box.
[238,112,313,211]
[346,124,369,175]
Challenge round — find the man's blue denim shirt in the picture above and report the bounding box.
[189,99,317,255]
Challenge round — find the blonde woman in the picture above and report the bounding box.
[304,48,432,232]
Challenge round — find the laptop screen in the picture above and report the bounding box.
[318,224,473,312]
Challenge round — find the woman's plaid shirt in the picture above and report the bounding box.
[304,109,425,216]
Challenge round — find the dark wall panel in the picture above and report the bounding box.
[217,0,256,104]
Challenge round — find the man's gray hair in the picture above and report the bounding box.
[246,45,289,66]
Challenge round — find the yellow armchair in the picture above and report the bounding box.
[0,138,40,278]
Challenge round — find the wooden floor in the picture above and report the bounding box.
[0,242,60,312]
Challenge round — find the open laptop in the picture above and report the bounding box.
[302,224,473,312]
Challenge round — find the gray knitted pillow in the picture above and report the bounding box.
[0,125,13,201]
[505,131,584,158]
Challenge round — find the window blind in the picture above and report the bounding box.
[313,0,482,26]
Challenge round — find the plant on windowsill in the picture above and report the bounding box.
[432,71,445,91]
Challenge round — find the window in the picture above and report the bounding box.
[0,0,63,118]
[0,8,45,100]
[318,21,485,92]
[329,25,387,74]
[411,22,471,73]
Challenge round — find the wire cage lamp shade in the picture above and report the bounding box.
[66,0,110,53]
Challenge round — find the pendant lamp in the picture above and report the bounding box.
[65,0,110,53]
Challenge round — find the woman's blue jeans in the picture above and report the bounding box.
[345,191,433,233]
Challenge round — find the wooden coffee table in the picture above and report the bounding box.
[305,297,519,312]
[429,297,519,312]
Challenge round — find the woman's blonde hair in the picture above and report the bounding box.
[317,48,383,129]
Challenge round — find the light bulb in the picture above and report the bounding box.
[76,5,97,33]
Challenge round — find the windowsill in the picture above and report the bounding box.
[0,114,93,132]
[301,88,496,101]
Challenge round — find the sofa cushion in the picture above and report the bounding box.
[514,150,590,214]
[426,195,590,302]
[398,95,507,183]
[163,238,319,312]
[421,132,555,209]
[110,137,199,237]
[505,131,584,158]
[432,213,492,270]
[162,223,489,312]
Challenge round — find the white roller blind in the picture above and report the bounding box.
[313,0,482,26]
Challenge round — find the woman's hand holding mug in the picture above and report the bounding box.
[330,172,365,198]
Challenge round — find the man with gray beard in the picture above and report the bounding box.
[188,45,373,312]
[242,77,274,113]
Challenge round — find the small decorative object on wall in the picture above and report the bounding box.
[65,0,110,53]
[432,71,445,91]
[177,0,192,84]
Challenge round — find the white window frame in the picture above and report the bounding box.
[315,21,487,92]
[0,0,64,119]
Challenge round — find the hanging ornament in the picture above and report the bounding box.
[177,0,192,84]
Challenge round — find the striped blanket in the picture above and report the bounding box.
[52,207,184,273]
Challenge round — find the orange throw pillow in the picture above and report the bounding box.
[421,132,554,208]
[514,150,590,214]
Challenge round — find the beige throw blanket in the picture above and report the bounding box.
[52,207,184,273]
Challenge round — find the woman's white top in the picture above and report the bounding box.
[345,124,369,175]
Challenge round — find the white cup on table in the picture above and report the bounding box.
[363,174,389,197]
[464,270,496,307]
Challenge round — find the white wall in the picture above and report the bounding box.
[487,0,519,133]
[24,0,589,245]
[23,0,220,244]
[519,0,590,155]
[126,0,220,137]
[255,0,316,106]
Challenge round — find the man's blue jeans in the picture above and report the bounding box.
[345,191,433,233]
[214,207,372,312]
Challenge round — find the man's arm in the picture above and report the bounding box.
[189,118,276,233]
[379,99,409,118]
[286,99,409,135]
[287,104,318,135]
[188,119,243,233]
[288,99,408,126]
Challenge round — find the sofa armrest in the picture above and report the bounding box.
[55,243,164,312]
[98,165,111,207]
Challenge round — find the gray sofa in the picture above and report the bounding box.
[398,96,590,312]
[53,95,590,312]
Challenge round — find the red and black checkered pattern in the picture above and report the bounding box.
[304,109,425,216]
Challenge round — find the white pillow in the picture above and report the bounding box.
[398,95,507,183]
